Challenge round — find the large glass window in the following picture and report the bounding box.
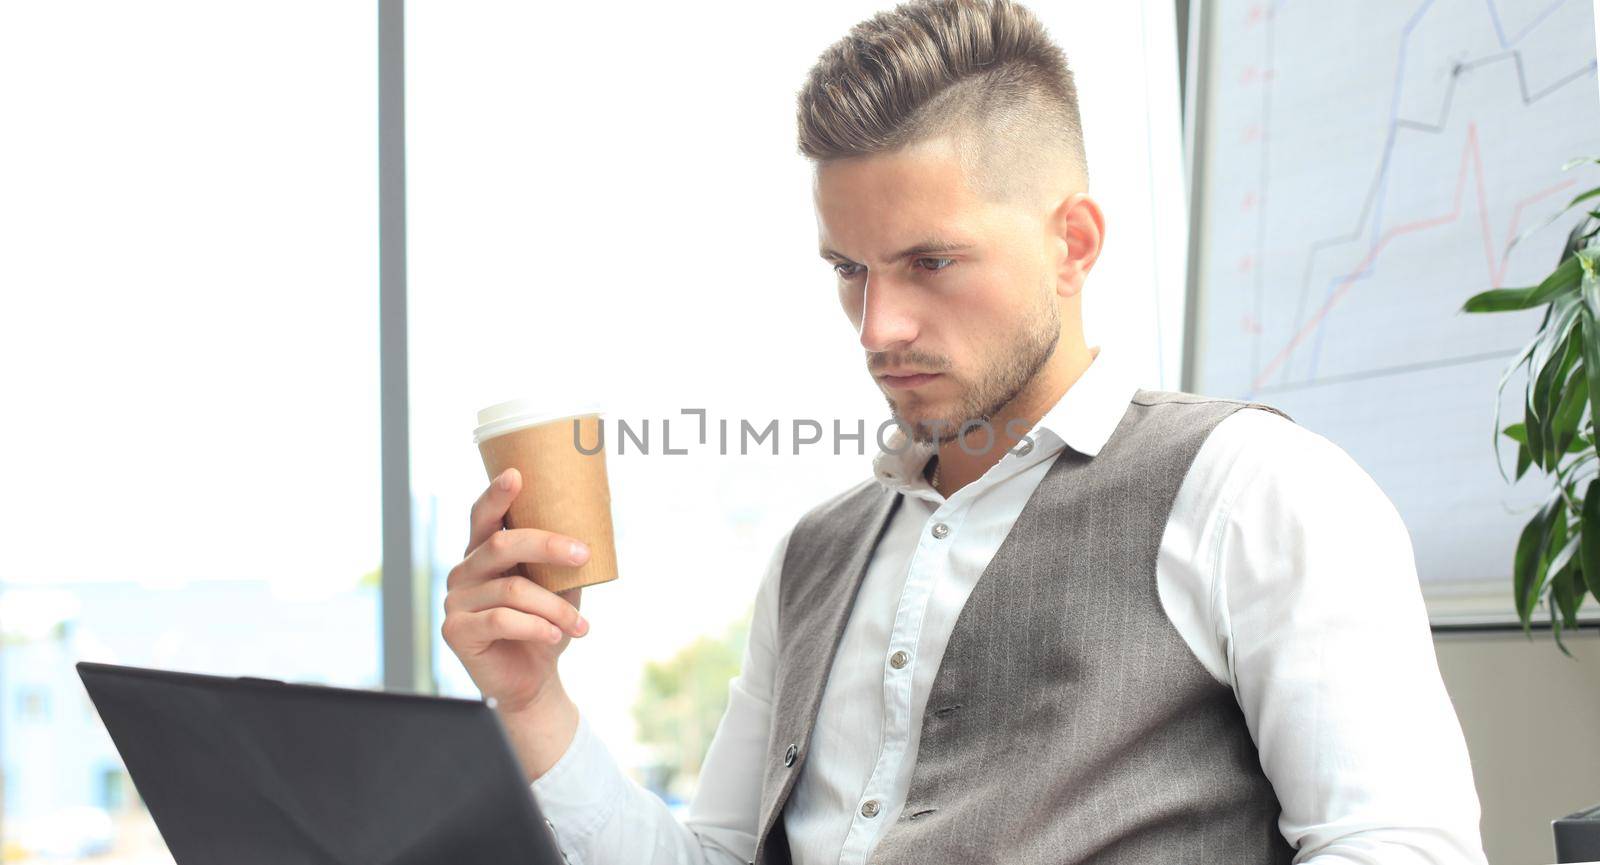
[0,3,380,860]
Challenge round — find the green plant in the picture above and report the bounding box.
[631,604,751,794]
[1461,157,1600,653]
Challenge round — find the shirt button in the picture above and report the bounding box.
[889,650,909,669]
[860,799,881,818]
[784,743,798,766]
[1012,438,1034,456]
[931,522,950,539]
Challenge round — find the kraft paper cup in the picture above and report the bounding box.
[473,399,618,594]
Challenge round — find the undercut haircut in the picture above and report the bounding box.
[795,0,1089,204]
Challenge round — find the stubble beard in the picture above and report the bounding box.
[888,290,1061,446]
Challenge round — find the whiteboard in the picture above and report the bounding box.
[1185,0,1600,624]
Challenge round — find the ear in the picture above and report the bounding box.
[1049,192,1105,299]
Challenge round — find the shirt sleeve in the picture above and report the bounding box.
[529,529,789,865]
[1214,410,1488,864]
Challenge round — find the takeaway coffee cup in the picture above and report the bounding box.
[473,399,618,593]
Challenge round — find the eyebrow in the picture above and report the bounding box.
[818,238,974,263]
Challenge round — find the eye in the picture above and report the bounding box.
[915,257,954,273]
[833,262,865,279]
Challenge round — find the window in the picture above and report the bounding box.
[0,3,380,860]
[15,692,46,724]
[96,767,130,814]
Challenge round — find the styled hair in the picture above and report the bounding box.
[796,0,1089,201]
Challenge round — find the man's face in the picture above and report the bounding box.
[814,136,1061,445]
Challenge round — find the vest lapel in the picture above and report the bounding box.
[755,481,901,863]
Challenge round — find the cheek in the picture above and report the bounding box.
[937,274,1030,355]
[939,273,1010,325]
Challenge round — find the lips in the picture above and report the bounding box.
[880,371,942,389]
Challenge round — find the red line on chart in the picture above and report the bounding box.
[1251,121,1578,391]
[1492,175,1576,286]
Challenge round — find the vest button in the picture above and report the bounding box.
[860,799,880,818]
[931,522,950,539]
[783,743,798,766]
[889,650,909,669]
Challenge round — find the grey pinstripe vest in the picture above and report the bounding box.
[752,389,1298,865]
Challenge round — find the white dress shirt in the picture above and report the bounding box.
[529,343,1488,865]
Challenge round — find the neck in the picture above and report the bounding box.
[932,342,1097,497]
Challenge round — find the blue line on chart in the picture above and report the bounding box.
[1293,0,1585,385]
[1485,0,1570,48]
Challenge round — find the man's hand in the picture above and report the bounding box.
[441,467,591,716]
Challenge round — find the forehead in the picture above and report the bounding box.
[812,137,985,257]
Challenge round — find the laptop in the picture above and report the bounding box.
[76,661,567,865]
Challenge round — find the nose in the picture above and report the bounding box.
[856,273,920,353]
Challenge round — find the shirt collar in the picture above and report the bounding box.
[871,343,1137,495]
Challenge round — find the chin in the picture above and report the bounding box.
[890,407,964,444]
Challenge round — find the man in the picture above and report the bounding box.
[440,0,1488,862]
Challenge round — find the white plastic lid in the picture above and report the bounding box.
[472,397,605,444]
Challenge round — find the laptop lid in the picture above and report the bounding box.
[76,661,567,865]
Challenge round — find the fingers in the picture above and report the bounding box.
[466,468,521,557]
[448,527,592,591]
[445,575,588,638]
[557,586,582,611]
[441,606,566,656]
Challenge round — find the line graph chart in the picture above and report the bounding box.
[1189,0,1600,619]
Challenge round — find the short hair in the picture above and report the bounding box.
[795,0,1089,203]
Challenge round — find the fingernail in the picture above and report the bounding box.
[575,615,589,636]
[497,469,513,491]
[569,540,589,563]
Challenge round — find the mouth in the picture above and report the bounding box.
[879,371,943,390]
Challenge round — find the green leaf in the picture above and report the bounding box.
[1462,287,1544,313]
[1552,353,1588,458]
[1504,189,1600,259]
[1493,329,1544,484]
[1582,477,1600,611]
[1461,256,1582,313]
[1582,246,1600,277]
[1549,592,1572,657]
[1502,422,1528,444]
[1516,440,1533,480]
[1547,527,1582,581]
[1532,294,1584,395]
[1554,554,1584,624]
[1536,253,1584,305]
[1580,559,1593,620]
[1533,509,1572,620]
[1579,270,1600,447]
[1527,294,1583,470]
[1565,185,1600,212]
[1539,329,1584,461]
[1514,496,1562,630]
[1523,294,1587,441]
[1525,383,1545,472]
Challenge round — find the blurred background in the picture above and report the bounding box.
[1,1,1598,863]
